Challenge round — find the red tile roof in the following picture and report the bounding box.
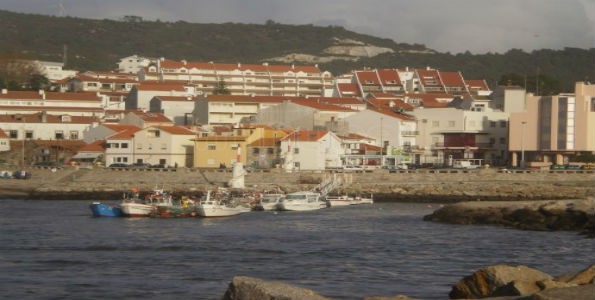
[0,128,7,138]
[0,90,102,101]
[416,69,442,87]
[336,83,361,97]
[355,70,381,85]
[291,99,356,112]
[130,111,172,123]
[154,96,196,102]
[0,113,99,124]
[206,94,294,103]
[154,125,196,135]
[377,69,402,86]
[78,140,106,152]
[159,60,321,74]
[247,138,281,147]
[439,71,465,87]
[281,130,328,142]
[466,79,490,91]
[367,106,415,121]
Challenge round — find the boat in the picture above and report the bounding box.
[275,190,326,211]
[252,188,285,211]
[352,194,374,205]
[325,195,354,207]
[120,188,173,217]
[150,196,198,218]
[196,190,248,217]
[89,202,123,217]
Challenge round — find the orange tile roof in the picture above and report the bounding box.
[416,69,442,86]
[337,83,361,97]
[131,111,172,123]
[305,97,363,105]
[78,140,106,152]
[466,79,490,91]
[0,128,7,138]
[0,91,101,101]
[355,70,381,85]
[377,69,402,85]
[154,96,196,102]
[281,130,328,142]
[367,98,415,111]
[338,133,374,140]
[367,106,415,121]
[159,60,321,74]
[439,71,465,87]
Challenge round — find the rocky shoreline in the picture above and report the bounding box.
[220,264,595,299]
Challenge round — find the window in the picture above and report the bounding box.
[208,144,216,150]
[591,98,595,112]
[55,131,64,139]
[499,137,506,144]
[267,148,274,154]
[253,148,260,155]
[489,137,495,145]
[25,131,34,139]
[490,121,496,128]
[9,130,17,139]
[70,131,79,140]
[294,162,300,168]
[121,143,128,149]
[161,143,167,150]
[500,121,507,128]
[294,148,300,154]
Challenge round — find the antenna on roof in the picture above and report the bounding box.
[58,1,66,17]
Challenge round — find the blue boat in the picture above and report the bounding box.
[89,202,123,217]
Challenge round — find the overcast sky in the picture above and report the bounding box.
[1,0,594,54]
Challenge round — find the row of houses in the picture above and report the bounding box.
[2,56,595,169]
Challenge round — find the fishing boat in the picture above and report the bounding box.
[120,188,173,217]
[196,190,248,217]
[89,202,123,217]
[325,195,354,207]
[275,190,325,211]
[352,194,374,205]
[150,196,198,218]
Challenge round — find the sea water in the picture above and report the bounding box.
[0,199,592,299]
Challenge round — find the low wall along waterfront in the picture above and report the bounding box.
[1,167,594,201]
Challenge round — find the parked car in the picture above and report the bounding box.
[565,164,581,170]
[550,164,565,170]
[388,163,409,173]
[12,170,32,179]
[343,165,364,173]
[108,163,129,168]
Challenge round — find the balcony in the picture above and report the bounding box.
[400,131,419,136]
[432,142,494,149]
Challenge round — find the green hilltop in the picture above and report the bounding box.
[1,9,593,93]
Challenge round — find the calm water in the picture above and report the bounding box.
[0,200,592,300]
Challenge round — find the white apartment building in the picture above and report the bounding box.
[280,130,343,171]
[0,89,109,117]
[117,55,156,74]
[139,58,333,97]
[126,82,198,111]
[0,112,99,141]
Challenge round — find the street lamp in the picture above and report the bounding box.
[520,121,527,168]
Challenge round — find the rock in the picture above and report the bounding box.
[536,279,576,290]
[560,264,595,285]
[363,296,415,300]
[449,265,552,299]
[525,284,595,300]
[491,280,542,297]
[222,276,330,300]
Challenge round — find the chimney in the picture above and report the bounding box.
[237,63,241,68]
[1,88,7,94]
[39,90,46,99]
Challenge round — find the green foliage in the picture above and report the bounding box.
[213,79,230,95]
[570,154,595,163]
[0,9,593,93]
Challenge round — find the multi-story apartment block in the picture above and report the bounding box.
[0,112,99,141]
[509,82,595,167]
[126,81,198,111]
[0,89,109,117]
[138,58,333,97]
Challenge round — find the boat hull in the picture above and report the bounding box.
[151,205,198,218]
[196,205,245,217]
[89,202,123,217]
[120,202,155,217]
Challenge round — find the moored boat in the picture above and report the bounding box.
[196,190,248,217]
[253,192,285,211]
[325,195,354,207]
[89,202,123,217]
[150,196,198,218]
[275,191,325,211]
[120,188,173,217]
[353,194,374,205]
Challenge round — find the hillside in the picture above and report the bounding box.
[1,9,593,93]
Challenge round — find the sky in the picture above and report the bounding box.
[1,0,594,54]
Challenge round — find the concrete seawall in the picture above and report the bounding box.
[1,167,594,201]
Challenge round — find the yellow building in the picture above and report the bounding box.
[193,125,288,168]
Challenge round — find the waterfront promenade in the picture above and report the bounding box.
[1,166,594,201]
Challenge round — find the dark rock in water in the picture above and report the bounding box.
[555,264,595,285]
[449,265,551,299]
[222,276,330,300]
[363,296,414,300]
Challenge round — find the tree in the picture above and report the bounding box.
[213,79,230,95]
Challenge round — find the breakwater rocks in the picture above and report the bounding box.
[222,264,595,299]
[1,167,595,202]
[423,199,595,235]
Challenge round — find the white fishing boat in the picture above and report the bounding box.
[325,195,354,207]
[352,194,374,205]
[275,191,325,211]
[196,190,248,217]
[120,188,173,217]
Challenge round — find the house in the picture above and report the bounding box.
[25,60,77,82]
[119,111,174,129]
[341,107,417,166]
[338,133,381,166]
[0,89,109,117]
[0,128,10,152]
[104,125,139,166]
[139,58,333,97]
[0,112,100,141]
[130,125,197,167]
[67,71,138,93]
[68,139,105,166]
[412,105,509,166]
[279,130,343,171]
[117,55,156,74]
[150,95,197,125]
[82,124,141,143]
[251,98,357,131]
[126,81,198,111]
[508,82,595,167]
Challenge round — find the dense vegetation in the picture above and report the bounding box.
[1,10,593,94]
